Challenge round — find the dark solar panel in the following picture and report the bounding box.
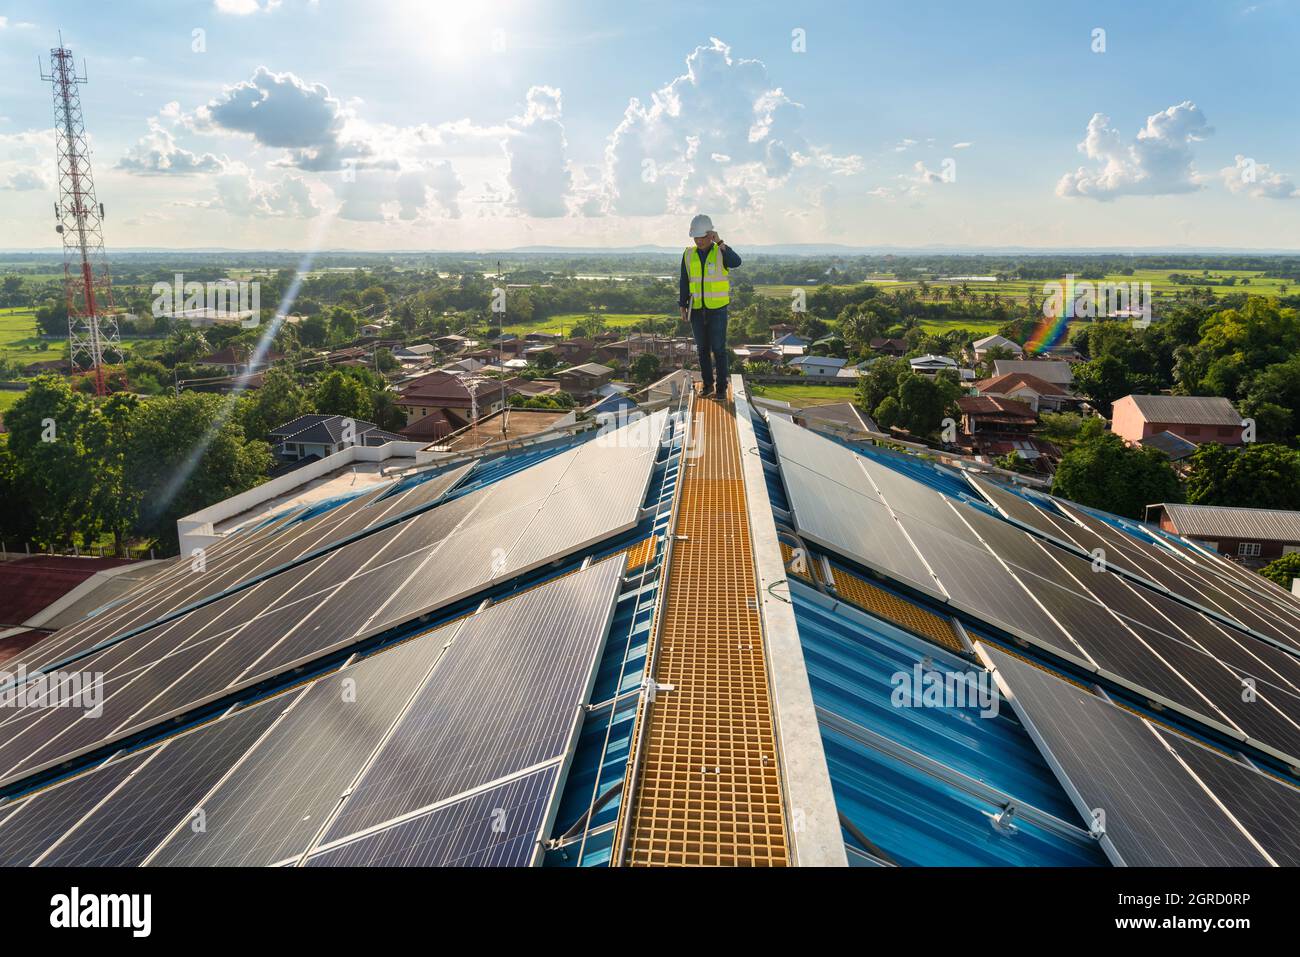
[18,464,474,673]
[766,414,881,496]
[894,514,1081,661]
[1166,732,1300,867]
[146,628,450,867]
[0,751,148,866]
[979,643,1270,867]
[780,460,937,595]
[38,697,286,866]
[319,558,622,842]
[305,766,558,867]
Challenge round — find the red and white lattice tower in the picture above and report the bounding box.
[40,36,124,397]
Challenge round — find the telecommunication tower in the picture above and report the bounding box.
[40,35,124,397]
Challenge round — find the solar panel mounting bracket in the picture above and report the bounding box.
[989,803,1019,835]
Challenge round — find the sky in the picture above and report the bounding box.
[0,0,1297,251]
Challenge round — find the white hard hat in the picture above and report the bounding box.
[688,214,714,238]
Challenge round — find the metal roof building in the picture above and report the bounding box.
[0,376,1297,868]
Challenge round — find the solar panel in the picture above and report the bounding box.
[966,475,1300,648]
[36,696,287,866]
[318,557,623,843]
[778,459,936,594]
[977,642,1279,867]
[1165,730,1300,867]
[1057,504,1300,651]
[0,417,664,789]
[304,765,559,867]
[16,464,474,674]
[0,751,150,866]
[766,414,882,499]
[145,625,452,867]
[948,477,1300,765]
[892,513,1084,662]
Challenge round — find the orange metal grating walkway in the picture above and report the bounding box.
[617,390,789,866]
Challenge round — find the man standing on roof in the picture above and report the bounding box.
[680,213,742,399]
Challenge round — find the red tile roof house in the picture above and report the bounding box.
[973,371,1078,413]
[957,395,1038,435]
[396,370,510,434]
[1110,395,1243,447]
[957,396,1059,470]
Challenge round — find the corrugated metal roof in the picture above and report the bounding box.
[1158,502,1300,542]
[1123,394,1240,426]
[791,583,1105,866]
[992,359,1074,385]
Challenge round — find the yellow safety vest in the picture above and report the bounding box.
[683,244,730,309]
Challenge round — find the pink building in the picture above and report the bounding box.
[1111,394,1243,446]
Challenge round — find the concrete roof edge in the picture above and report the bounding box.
[730,373,848,867]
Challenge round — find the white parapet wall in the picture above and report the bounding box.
[176,440,425,556]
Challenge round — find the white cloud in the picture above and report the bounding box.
[1056,101,1213,200]
[117,111,226,175]
[189,165,321,218]
[1220,154,1299,200]
[0,129,54,194]
[337,160,464,222]
[1,169,46,191]
[195,67,371,171]
[952,142,973,150]
[214,0,281,14]
[503,86,572,218]
[600,37,860,218]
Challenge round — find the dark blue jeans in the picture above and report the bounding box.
[690,308,728,392]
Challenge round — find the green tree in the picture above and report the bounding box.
[0,275,24,308]
[1071,354,1157,416]
[4,376,101,547]
[34,299,68,337]
[128,393,272,554]
[313,369,373,421]
[630,353,661,385]
[1051,431,1183,519]
[300,314,331,348]
[856,356,907,413]
[0,438,38,545]
[1185,443,1300,511]
[895,372,961,436]
[1259,554,1300,590]
[241,367,315,441]
[873,395,900,431]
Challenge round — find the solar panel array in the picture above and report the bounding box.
[968,476,1300,652]
[0,411,667,789]
[0,556,625,867]
[9,462,475,677]
[766,415,1300,768]
[980,643,1300,867]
